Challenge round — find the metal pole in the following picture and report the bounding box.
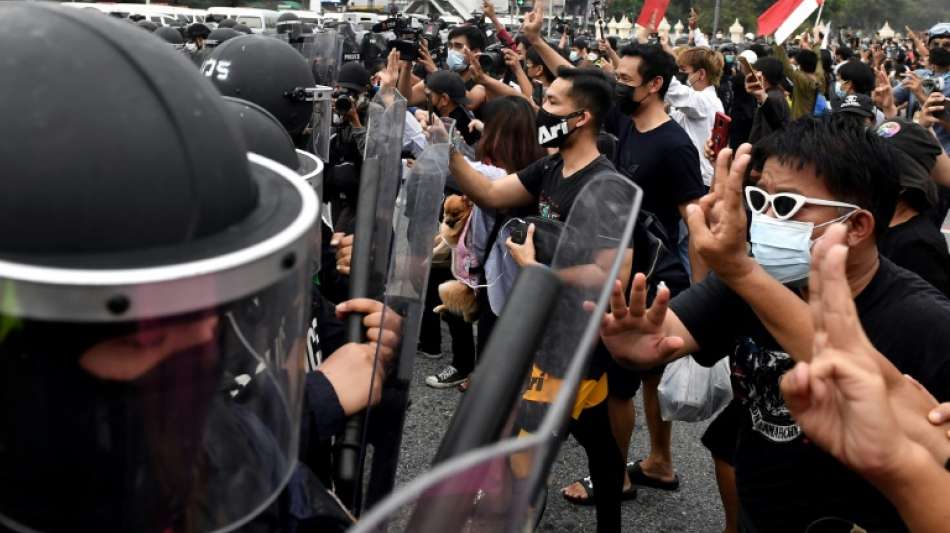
[712,0,721,38]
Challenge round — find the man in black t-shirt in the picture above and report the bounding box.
[599,118,950,532]
[449,66,629,533]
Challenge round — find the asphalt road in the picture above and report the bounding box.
[394,341,726,533]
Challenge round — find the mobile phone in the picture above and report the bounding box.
[509,219,528,245]
[711,112,732,158]
[738,55,753,77]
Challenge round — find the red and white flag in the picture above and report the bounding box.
[757,0,823,44]
[636,0,670,30]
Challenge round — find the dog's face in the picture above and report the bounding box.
[442,195,472,230]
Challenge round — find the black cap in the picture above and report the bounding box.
[875,119,940,210]
[232,23,252,34]
[338,62,370,92]
[832,93,874,119]
[425,70,470,106]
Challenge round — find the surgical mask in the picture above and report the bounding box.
[675,71,692,86]
[834,80,847,98]
[536,108,584,148]
[185,42,197,52]
[614,82,647,116]
[447,49,468,72]
[725,54,735,64]
[587,52,599,62]
[569,50,580,62]
[749,211,854,285]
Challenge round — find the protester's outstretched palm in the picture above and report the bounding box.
[521,0,543,41]
[599,274,684,367]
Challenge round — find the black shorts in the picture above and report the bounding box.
[701,399,744,465]
[606,358,667,400]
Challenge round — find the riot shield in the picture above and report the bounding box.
[332,85,408,513]
[349,172,644,532]
[300,29,344,87]
[359,118,455,511]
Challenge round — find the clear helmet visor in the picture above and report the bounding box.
[0,154,319,533]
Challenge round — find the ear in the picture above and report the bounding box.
[650,76,665,95]
[845,210,876,246]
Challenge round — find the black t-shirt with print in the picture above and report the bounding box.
[604,109,706,245]
[517,153,615,223]
[669,257,950,533]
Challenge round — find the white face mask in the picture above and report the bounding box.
[587,52,599,62]
[446,49,468,72]
[749,211,855,285]
[185,42,197,52]
[569,50,580,62]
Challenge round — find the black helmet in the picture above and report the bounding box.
[276,11,301,34]
[203,34,317,137]
[222,96,298,170]
[153,25,184,45]
[222,96,324,188]
[0,4,318,533]
[217,17,237,28]
[136,19,158,32]
[205,27,241,47]
[232,22,252,34]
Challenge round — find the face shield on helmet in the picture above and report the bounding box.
[0,4,321,533]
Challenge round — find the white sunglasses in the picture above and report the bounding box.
[744,186,859,221]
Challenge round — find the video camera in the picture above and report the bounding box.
[372,15,423,61]
[477,42,507,77]
[553,16,573,36]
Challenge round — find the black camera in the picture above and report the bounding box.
[373,15,425,61]
[332,90,354,115]
[553,16,573,36]
[477,43,507,77]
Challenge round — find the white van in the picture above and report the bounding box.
[207,7,280,34]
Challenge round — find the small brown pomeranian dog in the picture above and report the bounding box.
[433,195,479,322]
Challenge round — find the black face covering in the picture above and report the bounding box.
[0,320,222,533]
[674,71,690,85]
[930,47,950,68]
[536,108,584,148]
[614,82,646,116]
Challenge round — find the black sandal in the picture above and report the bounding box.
[561,476,637,506]
[627,460,680,491]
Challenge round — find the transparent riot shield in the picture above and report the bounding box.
[301,29,344,87]
[349,172,644,532]
[332,85,408,513]
[358,118,455,512]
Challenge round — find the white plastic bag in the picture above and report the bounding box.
[657,355,733,422]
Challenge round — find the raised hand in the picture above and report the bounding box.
[598,274,685,368]
[521,0,544,43]
[418,38,438,74]
[745,72,767,104]
[685,144,757,282]
[918,92,949,130]
[482,0,495,19]
[872,65,896,117]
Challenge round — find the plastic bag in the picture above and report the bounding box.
[657,355,733,422]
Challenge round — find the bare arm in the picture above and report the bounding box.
[933,151,950,187]
[521,0,572,74]
[398,63,427,107]
[448,151,534,210]
[678,201,709,282]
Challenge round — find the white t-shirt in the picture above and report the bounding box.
[666,78,724,186]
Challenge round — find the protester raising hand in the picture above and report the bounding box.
[684,144,757,282]
[418,38,438,75]
[521,0,543,42]
[780,226,950,533]
[918,92,949,131]
[872,65,898,118]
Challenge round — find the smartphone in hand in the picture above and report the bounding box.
[711,112,732,158]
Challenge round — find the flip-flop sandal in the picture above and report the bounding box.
[457,377,471,392]
[561,476,637,506]
[561,476,595,506]
[627,460,680,491]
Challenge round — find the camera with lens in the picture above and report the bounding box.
[372,14,423,61]
[553,16,573,36]
[332,89,358,116]
[921,77,945,95]
[477,43,507,78]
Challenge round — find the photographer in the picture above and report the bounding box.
[398,24,488,113]
[325,62,372,234]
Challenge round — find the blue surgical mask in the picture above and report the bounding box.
[834,80,847,99]
[569,50,580,62]
[749,211,854,285]
[447,49,468,72]
[725,54,735,64]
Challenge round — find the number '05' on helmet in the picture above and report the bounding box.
[202,34,318,138]
[0,3,318,533]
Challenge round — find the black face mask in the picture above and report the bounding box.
[674,71,690,85]
[536,108,584,148]
[930,47,950,68]
[614,82,647,116]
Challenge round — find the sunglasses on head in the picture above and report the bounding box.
[744,186,859,221]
